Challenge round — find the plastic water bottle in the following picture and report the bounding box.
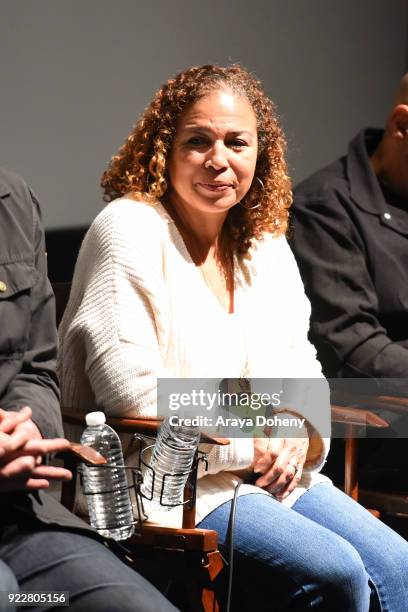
[141,417,200,512]
[80,411,134,540]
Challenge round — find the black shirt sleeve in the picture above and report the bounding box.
[1,191,63,439]
[290,189,408,378]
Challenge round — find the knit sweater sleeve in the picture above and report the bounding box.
[64,200,170,417]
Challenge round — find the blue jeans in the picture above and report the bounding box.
[0,525,175,612]
[0,560,19,612]
[198,483,408,611]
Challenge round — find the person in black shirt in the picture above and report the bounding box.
[0,167,175,612]
[290,73,408,486]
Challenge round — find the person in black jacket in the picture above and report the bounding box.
[290,74,408,485]
[0,168,175,612]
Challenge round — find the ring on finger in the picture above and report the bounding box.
[289,461,300,477]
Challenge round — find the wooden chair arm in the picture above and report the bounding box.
[331,402,389,503]
[56,441,107,466]
[358,395,408,415]
[129,525,218,552]
[331,405,389,428]
[331,391,408,415]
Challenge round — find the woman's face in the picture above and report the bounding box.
[168,88,258,216]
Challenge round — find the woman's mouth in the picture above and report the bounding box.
[196,182,234,192]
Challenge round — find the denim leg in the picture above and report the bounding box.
[0,528,176,612]
[198,491,372,611]
[294,483,408,612]
[0,560,19,612]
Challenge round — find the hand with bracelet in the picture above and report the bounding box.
[252,415,309,501]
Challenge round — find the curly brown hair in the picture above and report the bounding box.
[101,64,292,254]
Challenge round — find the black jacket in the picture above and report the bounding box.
[290,129,408,380]
[0,168,94,533]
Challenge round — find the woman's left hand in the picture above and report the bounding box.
[253,434,309,501]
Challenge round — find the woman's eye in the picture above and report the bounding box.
[229,139,247,149]
[185,136,247,149]
[187,137,208,147]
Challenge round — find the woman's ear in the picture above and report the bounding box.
[388,104,408,139]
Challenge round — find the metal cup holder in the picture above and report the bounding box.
[79,433,208,533]
[135,434,208,510]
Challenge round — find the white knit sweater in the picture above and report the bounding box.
[58,198,331,526]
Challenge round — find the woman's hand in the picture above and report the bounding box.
[252,432,309,501]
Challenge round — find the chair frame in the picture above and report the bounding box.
[60,409,227,611]
[331,392,408,517]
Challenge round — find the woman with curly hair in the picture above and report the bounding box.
[58,65,408,611]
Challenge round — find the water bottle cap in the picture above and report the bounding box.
[85,411,106,426]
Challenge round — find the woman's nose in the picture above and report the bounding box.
[205,143,229,170]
